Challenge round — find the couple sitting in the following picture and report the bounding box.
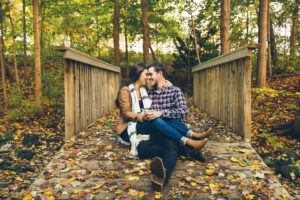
[115,62,211,191]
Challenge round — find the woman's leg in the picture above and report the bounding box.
[149,118,186,143]
[164,119,191,137]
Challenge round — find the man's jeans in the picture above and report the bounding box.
[135,118,190,184]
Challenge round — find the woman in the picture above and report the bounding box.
[115,63,210,156]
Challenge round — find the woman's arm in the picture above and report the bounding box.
[118,87,144,122]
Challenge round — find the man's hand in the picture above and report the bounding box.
[144,110,162,120]
[163,80,173,88]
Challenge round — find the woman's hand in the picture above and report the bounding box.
[144,110,162,120]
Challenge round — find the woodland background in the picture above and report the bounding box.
[0,0,299,198]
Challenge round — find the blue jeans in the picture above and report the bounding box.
[136,118,190,143]
[137,134,179,184]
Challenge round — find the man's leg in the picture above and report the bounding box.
[161,138,179,185]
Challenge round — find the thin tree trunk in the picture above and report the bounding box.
[7,2,20,90]
[0,18,7,108]
[113,0,120,66]
[23,0,27,69]
[141,0,150,65]
[64,0,73,47]
[188,0,201,63]
[96,15,101,59]
[149,44,157,62]
[257,0,268,88]
[124,14,129,76]
[221,0,231,54]
[33,0,42,108]
[246,5,249,43]
[40,1,45,71]
[270,17,278,68]
[290,0,298,63]
[267,0,272,78]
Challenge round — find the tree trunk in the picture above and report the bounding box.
[270,18,278,68]
[290,0,298,64]
[7,2,20,90]
[267,0,272,78]
[141,0,150,65]
[0,22,7,108]
[256,0,268,88]
[149,44,157,62]
[40,0,45,71]
[188,0,201,63]
[33,0,42,108]
[124,14,129,76]
[64,0,73,47]
[113,0,120,66]
[221,0,231,54]
[23,0,27,69]
[96,15,101,59]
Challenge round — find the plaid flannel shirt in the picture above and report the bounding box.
[148,86,188,122]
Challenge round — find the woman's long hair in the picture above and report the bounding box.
[115,63,146,108]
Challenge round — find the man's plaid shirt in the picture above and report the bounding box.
[148,86,188,122]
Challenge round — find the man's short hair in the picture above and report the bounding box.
[147,62,168,78]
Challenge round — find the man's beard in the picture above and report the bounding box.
[145,80,152,89]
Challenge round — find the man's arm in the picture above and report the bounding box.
[161,88,188,120]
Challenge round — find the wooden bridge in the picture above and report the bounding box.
[25,45,293,199]
[55,44,257,141]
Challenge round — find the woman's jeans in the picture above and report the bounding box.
[136,118,190,143]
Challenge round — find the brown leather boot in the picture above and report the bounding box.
[186,138,208,151]
[191,128,212,139]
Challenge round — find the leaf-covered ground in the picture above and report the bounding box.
[0,75,299,199]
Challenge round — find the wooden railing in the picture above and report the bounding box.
[192,44,259,140]
[55,47,121,140]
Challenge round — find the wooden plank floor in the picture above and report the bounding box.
[27,109,294,199]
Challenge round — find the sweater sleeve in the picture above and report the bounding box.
[118,87,144,122]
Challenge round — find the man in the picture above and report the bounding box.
[142,62,210,191]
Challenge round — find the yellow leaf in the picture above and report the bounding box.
[231,157,240,163]
[115,190,122,194]
[137,191,146,198]
[282,194,287,199]
[209,183,217,190]
[155,192,162,199]
[145,160,151,165]
[191,182,197,186]
[68,176,76,182]
[16,176,22,181]
[245,194,255,199]
[46,196,55,200]
[205,169,215,175]
[128,176,139,181]
[43,190,52,195]
[23,194,33,200]
[250,165,260,171]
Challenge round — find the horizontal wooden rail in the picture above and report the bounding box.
[192,44,259,140]
[55,47,121,140]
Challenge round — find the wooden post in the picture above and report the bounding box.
[64,60,75,140]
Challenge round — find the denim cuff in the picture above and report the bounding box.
[186,130,193,138]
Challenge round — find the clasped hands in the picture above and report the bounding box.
[143,110,162,121]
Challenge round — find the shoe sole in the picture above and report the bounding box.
[150,157,166,192]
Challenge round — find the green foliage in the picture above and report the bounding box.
[5,82,42,121]
[42,65,64,110]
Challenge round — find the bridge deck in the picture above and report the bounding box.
[27,106,292,199]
